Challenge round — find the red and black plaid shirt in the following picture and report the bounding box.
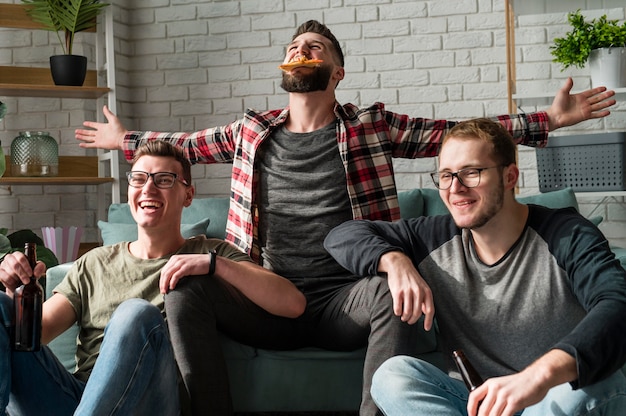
[123,102,549,261]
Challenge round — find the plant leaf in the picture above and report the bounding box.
[21,0,109,55]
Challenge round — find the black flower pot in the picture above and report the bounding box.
[49,55,88,86]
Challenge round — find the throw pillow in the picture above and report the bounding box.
[516,187,578,211]
[398,189,424,219]
[108,197,229,240]
[98,218,210,246]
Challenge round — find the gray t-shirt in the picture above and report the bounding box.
[257,122,352,278]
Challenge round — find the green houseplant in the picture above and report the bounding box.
[21,0,109,86]
[551,10,626,88]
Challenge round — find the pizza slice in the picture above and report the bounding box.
[279,56,324,72]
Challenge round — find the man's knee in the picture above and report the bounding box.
[373,356,417,394]
[107,299,164,338]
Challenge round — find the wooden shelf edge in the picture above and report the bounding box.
[0,85,110,99]
[0,177,113,186]
[0,66,108,99]
[1,155,114,185]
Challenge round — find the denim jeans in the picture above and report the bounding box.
[1,293,180,415]
[371,356,626,416]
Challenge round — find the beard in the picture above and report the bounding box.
[280,65,333,93]
[467,188,503,229]
[454,178,505,230]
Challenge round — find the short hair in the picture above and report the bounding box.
[443,118,517,167]
[132,141,192,185]
[292,20,344,67]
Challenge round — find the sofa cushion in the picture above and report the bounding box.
[107,196,230,240]
[178,197,229,239]
[398,189,424,219]
[98,218,211,246]
[419,188,449,216]
[516,188,578,211]
[45,262,78,372]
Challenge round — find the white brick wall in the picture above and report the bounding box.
[0,0,625,247]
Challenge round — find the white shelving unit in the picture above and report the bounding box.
[0,3,120,221]
[505,0,626,112]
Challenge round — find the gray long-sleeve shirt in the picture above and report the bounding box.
[324,205,626,388]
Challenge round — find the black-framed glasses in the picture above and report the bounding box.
[430,166,501,190]
[126,171,190,189]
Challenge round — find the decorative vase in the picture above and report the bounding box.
[49,55,88,86]
[589,47,626,89]
[10,131,59,177]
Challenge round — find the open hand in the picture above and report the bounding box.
[75,105,128,150]
[546,77,616,131]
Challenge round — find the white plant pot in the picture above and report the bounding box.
[589,47,626,89]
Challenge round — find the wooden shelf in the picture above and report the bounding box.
[0,4,105,99]
[0,155,114,185]
[0,176,113,186]
[0,66,109,99]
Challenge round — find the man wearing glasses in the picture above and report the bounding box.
[0,141,305,415]
[324,118,626,416]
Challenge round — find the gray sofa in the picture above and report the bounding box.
[44,187,626,413]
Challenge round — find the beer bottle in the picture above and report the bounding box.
[452,349,483,391]
[13,242,44,351]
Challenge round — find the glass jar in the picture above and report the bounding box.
[10,131,59,177]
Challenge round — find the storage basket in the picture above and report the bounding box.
[536,132,625,192]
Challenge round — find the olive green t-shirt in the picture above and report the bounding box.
[53,236,251,381]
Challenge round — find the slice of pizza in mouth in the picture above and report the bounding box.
[278,57,324,72]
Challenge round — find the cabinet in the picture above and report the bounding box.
[504,0,626,113]
[0,3,121,219]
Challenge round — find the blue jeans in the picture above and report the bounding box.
[371,356,626,416]
[0,293,180,415]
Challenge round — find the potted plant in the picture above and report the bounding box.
[551,9,626,89]
[21,0,109,86]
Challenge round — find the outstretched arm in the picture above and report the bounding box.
[75,105,128,150]
[545,77,616,131]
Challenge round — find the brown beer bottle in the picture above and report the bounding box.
[13,242,44,351]
[452,349,483,391]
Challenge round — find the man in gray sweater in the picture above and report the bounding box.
[324,118,626,415]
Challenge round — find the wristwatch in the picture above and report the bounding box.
[208,250,217,276]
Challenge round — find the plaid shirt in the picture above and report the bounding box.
[124,102,549,260]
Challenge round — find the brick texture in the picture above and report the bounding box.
[0,0,624,247]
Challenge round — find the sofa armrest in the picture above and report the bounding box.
[46,263,79,372]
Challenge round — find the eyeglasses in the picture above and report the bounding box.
[126,171,189,189]
[430,166,501,190]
